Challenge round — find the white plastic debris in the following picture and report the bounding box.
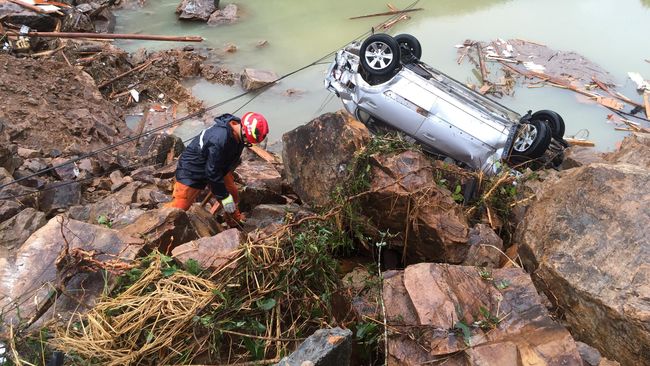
[129,89,140,102]
[628,72,650,91]
[0,342,6,364]
[523,61,546,72]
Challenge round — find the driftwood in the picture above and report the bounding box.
[27,31,203,42]
[349,8,423,19]
[98,58,157,89]
[565,138,595,147]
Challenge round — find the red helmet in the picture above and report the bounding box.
[241,112,269,145]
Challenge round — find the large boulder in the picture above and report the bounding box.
[0,207,46,250]
[120,207,200,252]
[363,150,470,264]
[176,0,218,21]
[383,263,582,365]
[516,163,650,366]
[234,157,285,211]
[171,228,241,270]
[240,68,279,91]
[282,111,370,207]
[603,132,650,169]
[0,217,142,330]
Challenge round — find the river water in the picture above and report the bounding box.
[115,0,650,150]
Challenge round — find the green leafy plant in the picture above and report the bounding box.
[97,215,112,228]
[453,321,472,347]
[451,184,464,203]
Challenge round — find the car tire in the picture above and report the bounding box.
[394,34,422,60]
[359,33,401,76]
[511,119,551,160]
[532,110,565,139]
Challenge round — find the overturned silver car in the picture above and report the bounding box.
[325,33,567,173]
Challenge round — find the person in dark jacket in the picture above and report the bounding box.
[167,112,269,222]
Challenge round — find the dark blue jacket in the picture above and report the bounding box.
[176,114,244,199]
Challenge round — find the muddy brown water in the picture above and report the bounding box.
[115,0,650,150]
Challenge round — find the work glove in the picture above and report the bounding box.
[220,194,236,214]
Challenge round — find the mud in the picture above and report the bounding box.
[0,53,128,153]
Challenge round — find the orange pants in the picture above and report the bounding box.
[167,173,239,211]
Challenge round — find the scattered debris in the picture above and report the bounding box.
[628,71,649,91]
[349,7,423,20]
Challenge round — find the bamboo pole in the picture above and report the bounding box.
[7,0,47,13]
[27,31,203,42]
[349,8,423,19]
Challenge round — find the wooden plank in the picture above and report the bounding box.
[27,31,203,42]
[349,8,423,20]
[645,92,650,120]
[386,3,398,11]
[248,145,277,164]
[7,0,46,13]
[565,138,595,147]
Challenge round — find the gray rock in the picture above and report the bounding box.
[51,157,78,180]
[39,181,81,215]
[276,327,353,366]
[576,341,602,366]
[240,68,279,91]
[176,0,218,21]
[0,144,22,175]
[207,3,238,25]
[22,158,49,173]
[462,224,504,268]
[0,200,22,223]
[136,133,184,168]
[119,207,200,252]
[0,207,47,249]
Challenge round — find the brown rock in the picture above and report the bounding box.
[603,132,650,169]
[0,207,46,249]
[462,224,504,268]
[383,263,582,365]
[561,146,605,169]
[240,68,279,91]
[187,203,222,237]
[120,207,200,252]
[171,228,240,269]
[282,111,370,207]
[17,147,41,159]
[363,150,469,264]
[0,217,142,330]
[235,158,285,211]
[0,200,22,223]
[517,163,649,366]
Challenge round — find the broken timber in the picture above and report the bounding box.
[7,0,47,13]
[349,8,423,19]
[26,31,203,42]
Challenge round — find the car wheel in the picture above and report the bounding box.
[394,34,422,60]
[532,110,565,139]
[359,33,401,76]
[511,119,551,159]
